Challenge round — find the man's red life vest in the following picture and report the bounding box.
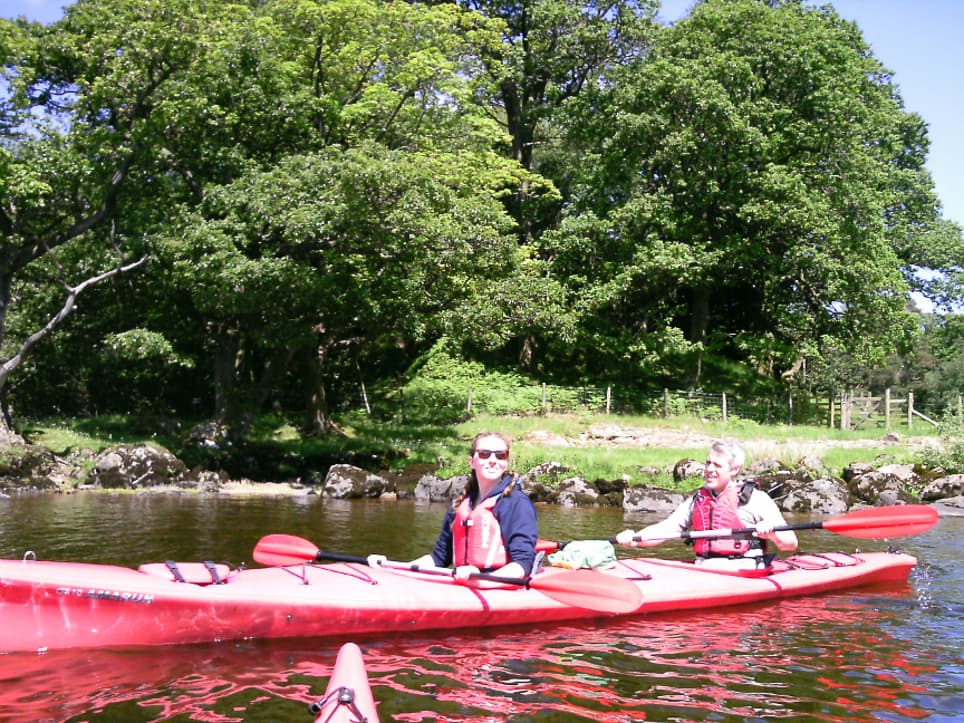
[690,481,763,557]
[452,495,508,570]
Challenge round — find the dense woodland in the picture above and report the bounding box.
[1,0,963,439]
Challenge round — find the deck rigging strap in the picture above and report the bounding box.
[164,560,187,583]
[308,686,369,723]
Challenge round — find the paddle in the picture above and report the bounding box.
[648,503,939,542]
[252,533,643,614]
[537,504,939,550]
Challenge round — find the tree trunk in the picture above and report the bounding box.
[0,270,11,356]
[0,395,25,447]
[689,285,710,388]
[212,323,244,434]
[303,344,338,435]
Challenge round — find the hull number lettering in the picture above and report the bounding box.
[56,587,155,604]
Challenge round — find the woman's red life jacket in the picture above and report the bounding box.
[452,495,508,570]
[690,481,763,557]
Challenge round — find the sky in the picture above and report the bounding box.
[4,0,963,231]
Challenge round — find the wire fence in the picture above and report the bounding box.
[348,383,960,430]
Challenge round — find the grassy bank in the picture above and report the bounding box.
[19,411,945,488]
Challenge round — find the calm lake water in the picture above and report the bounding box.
[0,492,960,722]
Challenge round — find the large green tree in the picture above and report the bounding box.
[156,0,557,434]
[549,0,963,388]
[3,0,564,434]
[0,0,218,433]
[161,144,543,433]
[446,0,660,369]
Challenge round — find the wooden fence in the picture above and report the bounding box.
[836,390,945,431]
[383,382,957,428]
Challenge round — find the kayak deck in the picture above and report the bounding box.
[0,549,917,653]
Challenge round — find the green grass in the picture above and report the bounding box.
[18,410,943,487]
[18,415,175,454]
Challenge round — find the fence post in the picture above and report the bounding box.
[840,391,848,431]
[829,393,834,428]
[722,392,728,423]
[663,388,670,417]
[467,386,473,415]
[606,386,612,415]
[907,391,913,430]
[788,391,793,425]
[884,388,891,430]
[541,383,547,414]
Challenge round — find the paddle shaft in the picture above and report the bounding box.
[312,549,535,587]
[664,521,817,542]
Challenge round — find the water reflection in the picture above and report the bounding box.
[0,494,959,721]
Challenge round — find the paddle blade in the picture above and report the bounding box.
[529,569,643,614]
[822,504,939,539]
[253,533,320,566]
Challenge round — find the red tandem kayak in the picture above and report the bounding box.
[309,642,379,723]
[0,547,917,654]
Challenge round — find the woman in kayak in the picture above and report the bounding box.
[372,432,538,580]
[614,438,797,569]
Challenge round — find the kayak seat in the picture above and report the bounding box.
[137,560,233,585]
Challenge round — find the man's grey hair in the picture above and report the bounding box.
[710,438,745,469]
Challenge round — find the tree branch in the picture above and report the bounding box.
[0,256,149,386]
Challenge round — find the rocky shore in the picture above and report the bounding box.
[1,425,962,517]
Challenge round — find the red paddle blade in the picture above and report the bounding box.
[529,569,643,614]
[253,533,320,566]
[822,504,939,539]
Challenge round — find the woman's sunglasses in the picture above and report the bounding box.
[474,449,509,460]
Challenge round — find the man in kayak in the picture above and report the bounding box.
[615,438,798,569]
[370,432,539,580]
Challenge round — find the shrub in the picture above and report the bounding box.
[396,344,542,423]
[919,409,964,474]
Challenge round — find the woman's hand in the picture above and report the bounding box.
[453,564,481,581]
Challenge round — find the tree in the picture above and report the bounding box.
[0,1,217,433]
[457,0,657,172]
[551,0,961,388]
[3,0,556,435]
[446,0,660,370]
[918,314,964,414]
[161,144,549,433]
[143,0,557,434]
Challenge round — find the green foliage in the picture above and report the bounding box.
[919,409,964,474]
[552,0,947,391]
[102,329,193,367]
[398,342,542,423]
[919,316,964,413]
[1,0,960,440]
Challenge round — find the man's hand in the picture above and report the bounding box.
[614,529,639,546]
